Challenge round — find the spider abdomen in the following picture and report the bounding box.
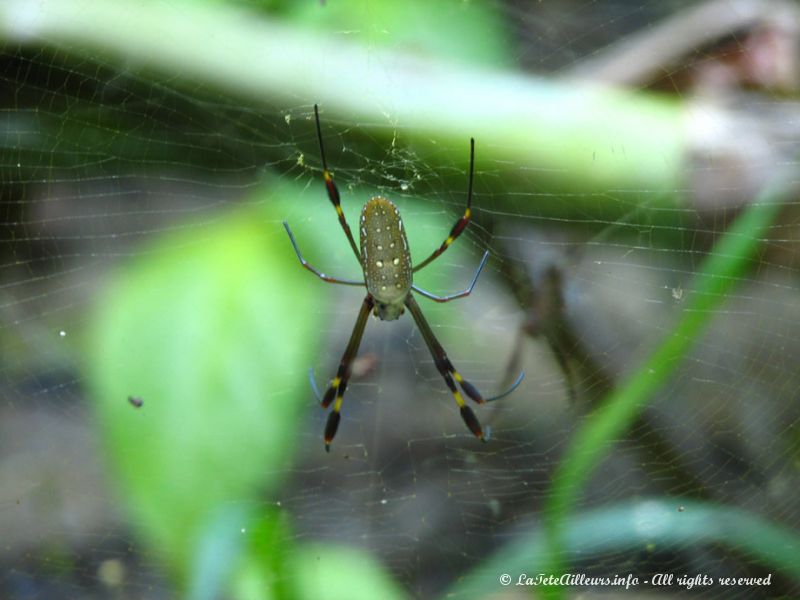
[359,197,412,320]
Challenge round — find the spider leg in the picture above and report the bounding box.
[308,367,323,402]
[412,251,489,303]
[485,371,525,403]
[320,295,374,451]
[314,104,361,261]
[404,294,490,441]
[283,221,364,286]
[412,137,475,273]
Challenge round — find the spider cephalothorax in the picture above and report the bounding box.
[283,104,523,450]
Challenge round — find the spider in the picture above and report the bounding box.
[283,105,524,451]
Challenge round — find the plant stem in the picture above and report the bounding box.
[540,175,790,599]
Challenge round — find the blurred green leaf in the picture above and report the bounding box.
[86,199,322,581]
[189,503,258,600]
[446,497,800,599]
[284,0,513,69]
[232,538,409,600]
[288,543,408,600]
[192,504,293,600]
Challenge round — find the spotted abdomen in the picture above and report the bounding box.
[359,197,412,314]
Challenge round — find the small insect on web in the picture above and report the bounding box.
[283,104,524,451]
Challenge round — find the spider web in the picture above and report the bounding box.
[1,1,799,598]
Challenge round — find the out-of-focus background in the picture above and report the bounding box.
[1,1,799,598]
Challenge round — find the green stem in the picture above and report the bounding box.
[0,0,685,206]
[540,176,790,599]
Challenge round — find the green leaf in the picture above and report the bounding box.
[86,201,322,580]
[285,0,512,69]
[231,539,408,600]
[288,543,408,600]
[446,498,800,599]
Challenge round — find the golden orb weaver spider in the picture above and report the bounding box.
[283,105,524,451]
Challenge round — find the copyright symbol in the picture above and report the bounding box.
[499,574,511,585]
